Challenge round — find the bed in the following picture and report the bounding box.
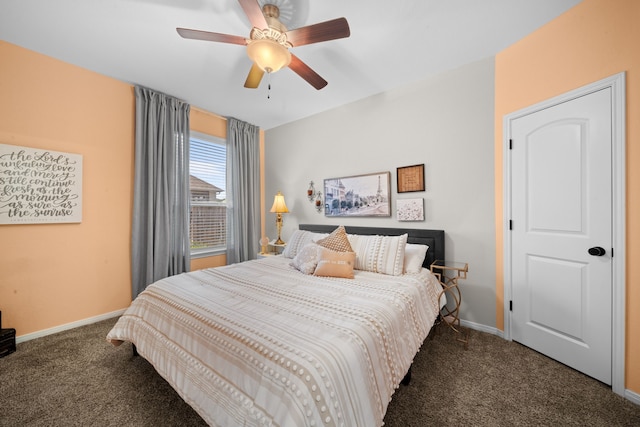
[107,225,445,427]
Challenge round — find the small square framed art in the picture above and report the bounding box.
[397,164,425,193]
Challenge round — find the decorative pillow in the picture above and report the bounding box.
[291,243,320,275]
[348,233,408,276]
[316,225,353,253]
[282,230,328,258]
[313,246,356,279]
[403,243,429,274]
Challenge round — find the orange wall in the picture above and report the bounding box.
[495,0,639,393]
[0,42,234,336]
[0,41,134,335]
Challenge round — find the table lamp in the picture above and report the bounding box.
[270,191,289,245]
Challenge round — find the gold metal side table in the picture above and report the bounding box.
[430,260,469,349]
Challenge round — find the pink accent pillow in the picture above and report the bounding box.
[313,246,356,279]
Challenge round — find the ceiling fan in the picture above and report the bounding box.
[176,0,350,90]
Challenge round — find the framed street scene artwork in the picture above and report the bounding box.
[397,163,425,193]
[324,171,390,217]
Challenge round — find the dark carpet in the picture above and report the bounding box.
[1,318,639,426]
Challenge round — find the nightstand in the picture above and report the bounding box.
[430,260,469,349]
[257,252,280,259]
[268,240,286,255]
[257,241,286,259]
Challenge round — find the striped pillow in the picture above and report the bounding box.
[348,234,408,276]
[282,230,328,258]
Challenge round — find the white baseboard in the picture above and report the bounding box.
[460,319,504,339]
[625,389,640,406]
[15,309,126,344]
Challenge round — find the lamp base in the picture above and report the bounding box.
[274,213,285,246]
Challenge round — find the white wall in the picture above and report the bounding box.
[264,57,496,328]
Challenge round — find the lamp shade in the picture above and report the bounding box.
[247,39,291,73]
[270,191,289,213]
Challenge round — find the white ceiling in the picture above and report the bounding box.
[1,0,581,130]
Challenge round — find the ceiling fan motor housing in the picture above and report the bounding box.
[246,5,292,73]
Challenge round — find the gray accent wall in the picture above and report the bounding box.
[264,57,496,328]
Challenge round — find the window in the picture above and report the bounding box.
[189,132,226,257]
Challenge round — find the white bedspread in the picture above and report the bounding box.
[107,256,442,427]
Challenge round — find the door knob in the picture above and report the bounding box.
[588,246,606,256]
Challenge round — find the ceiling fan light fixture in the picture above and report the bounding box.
[177,1,350,89]
[247,37,291,73]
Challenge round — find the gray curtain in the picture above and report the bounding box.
[226,117,260,264]
[131,86,191,298]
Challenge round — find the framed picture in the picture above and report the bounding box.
[397,198,424,221]
[0,143,83,224]
[324,171,391,217]
[397,163,425,193]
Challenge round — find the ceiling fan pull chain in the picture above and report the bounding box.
[267,72,272,99]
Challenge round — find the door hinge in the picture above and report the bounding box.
[509,300,513,311]
[611,248,614,258]
[509,139,513,150]
[509,220,513,230]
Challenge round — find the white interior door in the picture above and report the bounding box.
[510,88,612,385]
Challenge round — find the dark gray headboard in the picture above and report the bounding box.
[298,224,445,269]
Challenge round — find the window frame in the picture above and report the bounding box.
[189,131,227,259]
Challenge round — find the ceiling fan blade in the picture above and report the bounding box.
[237,0,269,29]
[286,18,350,47]
[176,28,247,45]
[288,54,327,90]
[244,63,265,88]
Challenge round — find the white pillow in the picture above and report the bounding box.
[282,230,328,258]
[348,234,408,276]
[290,243,320,275]
[403,243,429,274]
